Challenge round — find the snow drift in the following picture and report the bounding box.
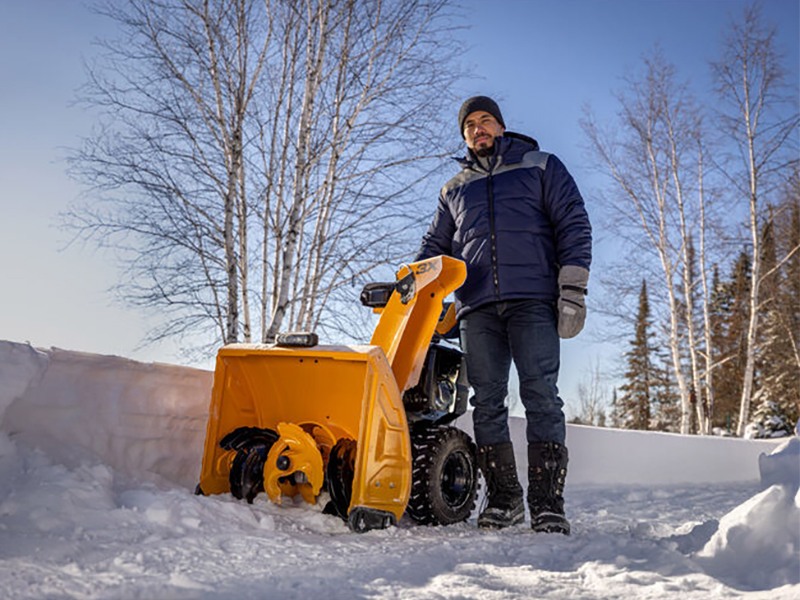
[0,341,212,488]
[0,340,779,489]
[0,339,797,599]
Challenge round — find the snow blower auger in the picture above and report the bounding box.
[195,255,478,532]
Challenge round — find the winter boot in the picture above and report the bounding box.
[476,442,525,528]
[527,442,571,535]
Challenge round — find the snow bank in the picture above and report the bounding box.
[459,410,781,487]
[0,340,782,490]
[0,341,48,417]
[689,438,799,589]
[759,437,800,489]
[696,483,800,589]
[564,421,783,485]
[0,340,212,488]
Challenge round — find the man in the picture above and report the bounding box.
[415,96,592,534]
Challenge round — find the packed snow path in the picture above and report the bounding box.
[0,341,797,599]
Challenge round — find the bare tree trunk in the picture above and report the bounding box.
[664,99,705,434]
[195,0,271,343]
[299,0,355,330]
[737,130,761,436]
[696,143,715,434]
[259,16,300,341]
[265,0,330,342]
[649,145,694,434]
[199,0,239,343]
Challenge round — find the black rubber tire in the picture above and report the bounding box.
[406,425,478,525]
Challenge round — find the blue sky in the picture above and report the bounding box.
[0,0,797,410]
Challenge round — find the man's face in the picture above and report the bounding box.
[463,110,505,154]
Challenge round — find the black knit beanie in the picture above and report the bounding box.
[458,96,505,138]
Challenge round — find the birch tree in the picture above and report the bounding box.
[694,138,719,434]
[67,0,462,353]
[67,0,272,348]
[257,0,462,342]
[710,2,800,436]
[582,49,711,433]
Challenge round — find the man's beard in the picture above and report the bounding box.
[475,143,494,158]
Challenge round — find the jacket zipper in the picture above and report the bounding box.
[486,170,500,299]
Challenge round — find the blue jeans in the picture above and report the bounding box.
[459,299,565,447]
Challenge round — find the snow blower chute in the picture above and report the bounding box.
[196,255,478,532]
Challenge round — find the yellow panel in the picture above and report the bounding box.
[198,344,411,520]
[349,353,411,520]
[199,345,372,494]
[369,256,466,392]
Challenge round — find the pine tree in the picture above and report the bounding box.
[650,344,683,432]
[706,264,727,431]
[755,208,779,384]
[618,280,655,430]
[745,399,795,438]
[783,189,800,359]
[784,195,800,420]
[710,250,751,432]
[776,189,800,425]
[748,193,800,436]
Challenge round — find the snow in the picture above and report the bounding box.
[0,340,797,599]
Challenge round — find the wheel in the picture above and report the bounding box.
[406,425,477,525]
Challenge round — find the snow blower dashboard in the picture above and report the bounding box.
[359,268,416,308]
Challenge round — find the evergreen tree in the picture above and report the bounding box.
[783,195,800,421]
[755,208,779,388]
[748,194,800,436]
[783,189,800,356]
[710,250,751,432]
[618,280,655,430]
[745,399,795,438]
[776,187,800,425]
[650,345,682,432]
[706,264,726,430]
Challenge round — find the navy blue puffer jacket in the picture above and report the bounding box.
[415,132,592,318]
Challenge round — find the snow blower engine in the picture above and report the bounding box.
[195,255,478,532]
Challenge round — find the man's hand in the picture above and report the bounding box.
[557,265,589,339]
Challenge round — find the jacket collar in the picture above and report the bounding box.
[455,131,540,171]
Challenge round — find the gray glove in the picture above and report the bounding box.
[557,265,589,339]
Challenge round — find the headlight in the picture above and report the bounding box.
[275,332,319,347]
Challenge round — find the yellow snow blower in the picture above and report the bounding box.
[196,255,478,532]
